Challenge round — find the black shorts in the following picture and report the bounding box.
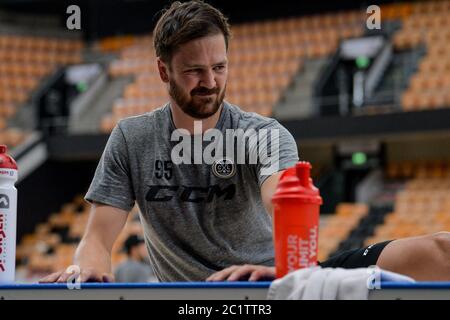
[318,240,394,269]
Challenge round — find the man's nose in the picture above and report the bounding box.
[200,69,216,89]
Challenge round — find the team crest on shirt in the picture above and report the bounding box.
[212,158,236,179]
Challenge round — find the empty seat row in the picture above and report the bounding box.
[0,35,83,51]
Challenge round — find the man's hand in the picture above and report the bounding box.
[206,265,276,282]
[39,203,128,284]
[39,265,115,283]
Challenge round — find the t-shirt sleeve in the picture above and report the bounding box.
[255,120,299,187]
[84,122,135,212]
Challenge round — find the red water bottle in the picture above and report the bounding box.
[272,161,322,278]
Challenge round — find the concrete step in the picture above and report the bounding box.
[275,58,328,119]
[69,76,132,134]
[288,87,313,99]
[274,102,314,120]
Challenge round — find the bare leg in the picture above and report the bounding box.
[376,232,450,281]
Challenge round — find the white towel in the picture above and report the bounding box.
[267,266,415,300]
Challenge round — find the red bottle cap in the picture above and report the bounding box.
[0,145,18,170]
[272,161,322,205]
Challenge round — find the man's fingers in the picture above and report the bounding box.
[79,270,102,283]
[248,268,275,281]
[39,267,113,284]
[71,270,112,283]
[207,265,277,282]
[248,270,264,282]
[56,271,76,283]
[206,266,240,281]
[39,271,63,283]
[212,266,240,281]
[227,265,254,281]
[102,273,115,283]
[54,265,81,283]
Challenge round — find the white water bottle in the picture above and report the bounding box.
[0,145,18,283]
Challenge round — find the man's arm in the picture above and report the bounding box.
[39,202,129,283]
[260,171,284,217]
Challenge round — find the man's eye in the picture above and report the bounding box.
[214,66,225,72]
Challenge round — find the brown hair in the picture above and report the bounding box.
[153,0,231,64]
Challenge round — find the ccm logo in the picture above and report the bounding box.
[146,184,236,203]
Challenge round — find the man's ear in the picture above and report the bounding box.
[157,58,170,83]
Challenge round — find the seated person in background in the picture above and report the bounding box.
[114,235,158,283]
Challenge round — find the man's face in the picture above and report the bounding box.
[161,33,228,119]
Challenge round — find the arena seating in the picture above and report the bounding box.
[0,34,84,148]
[395,1,450,111]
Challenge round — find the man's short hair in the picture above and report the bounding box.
[124,234,145,255]
[153,0,231,64]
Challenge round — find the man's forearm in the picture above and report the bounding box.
[73,235,112,273]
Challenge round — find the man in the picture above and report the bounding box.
[40,0,450,283]
[114,235,158,283]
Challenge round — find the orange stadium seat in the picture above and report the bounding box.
[366,159,450,246]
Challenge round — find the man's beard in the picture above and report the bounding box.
[168,77,226,119]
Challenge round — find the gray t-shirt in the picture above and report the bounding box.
[85,102,299,281]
